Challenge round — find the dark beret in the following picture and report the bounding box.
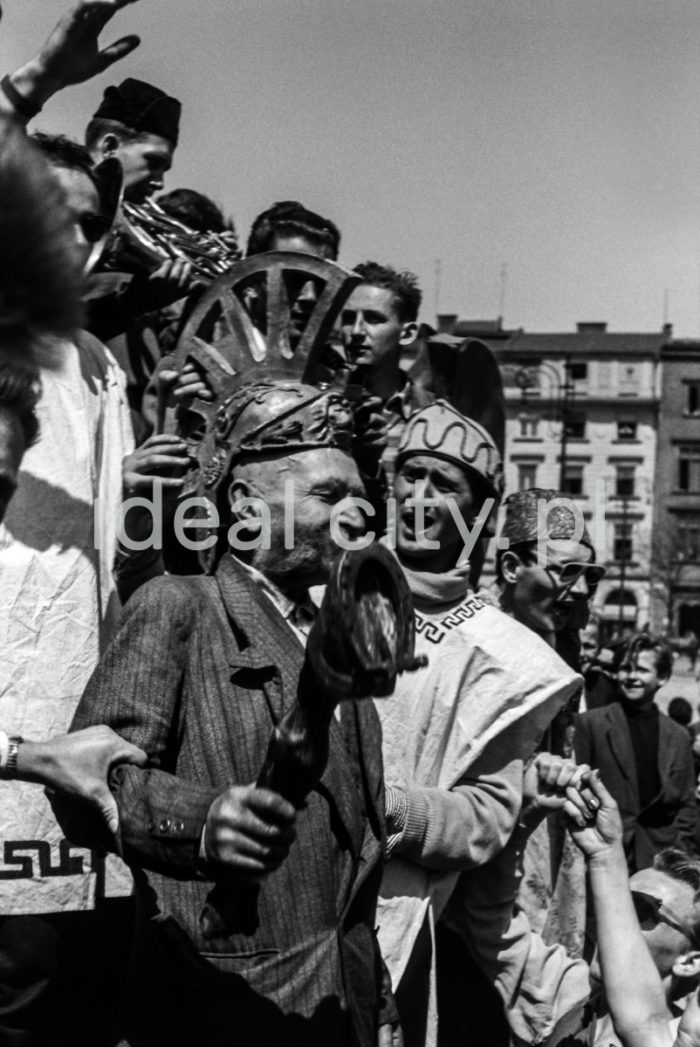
[92,78,181,146]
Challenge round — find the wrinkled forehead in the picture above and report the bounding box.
[398,453,469,484]
[241,447,361,486]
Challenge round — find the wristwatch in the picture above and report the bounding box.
[0,736,23,779]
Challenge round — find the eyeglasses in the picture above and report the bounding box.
[545,561,606,595]
[77,212,111,244]
[631,890,698,945]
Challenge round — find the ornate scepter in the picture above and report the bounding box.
[200,541,426,940]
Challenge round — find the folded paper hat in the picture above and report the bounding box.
[396,399,503,500]
[93,78,181,146]
[501,487,594,551]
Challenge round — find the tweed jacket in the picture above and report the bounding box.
[574,701,696,871]
[64,556,388,1047]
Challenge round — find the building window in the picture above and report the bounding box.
[518,415,539,438]
[570,362,588,381]
[563,412,586,440]
[678,446,700,492]
[613,521,633,561]
[678,518,700,561]
[617,421,637,441]
[517,463,538,491]
[615,465,636,498]
[686,382,700,416]
[619,364,640,397]
[561,463,584,496]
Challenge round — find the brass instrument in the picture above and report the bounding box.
[106,197,242,282]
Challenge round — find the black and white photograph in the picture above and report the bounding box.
[0,1,700,1044]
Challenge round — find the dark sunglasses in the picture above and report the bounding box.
[543,561,605,595]
[78,212,111,244]
[631,890,698,945]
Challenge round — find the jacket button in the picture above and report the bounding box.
[159,818,172,833]
[173,821,185,834]
[147,822,155,834]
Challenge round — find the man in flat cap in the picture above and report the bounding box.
[86,76,180,203]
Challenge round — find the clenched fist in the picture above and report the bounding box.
[203,785,297,883]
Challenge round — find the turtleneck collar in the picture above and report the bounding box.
[619,697,658,719]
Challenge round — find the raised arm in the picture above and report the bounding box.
[445,754,593,1046]
[0,0,140,123]
[570,772,675,1047]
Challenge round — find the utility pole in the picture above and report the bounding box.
[618,496,629,634]
[559,355,573,490]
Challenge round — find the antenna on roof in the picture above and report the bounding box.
[663,288,670,327]
[499,262,508,324]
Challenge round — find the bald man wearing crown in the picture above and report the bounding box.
[374,401,581,1046]
[55,251,404,1046]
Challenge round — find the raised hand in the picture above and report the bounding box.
[146,258,202,309]
[520,752,592,829]
[22,1,141,98]
[122,433,190,498]
[568,770,623,861]
[677,985,700,1047]
[352,396,388,476]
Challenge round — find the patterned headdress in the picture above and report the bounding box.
[163,253,361,567]
[396,399,504,500]
[198,380,354,491]
[501,487,594,551]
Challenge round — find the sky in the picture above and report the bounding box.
[4,0,700,337]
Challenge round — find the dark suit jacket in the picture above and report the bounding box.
[61,556,388,1047]
[574,701,696,871]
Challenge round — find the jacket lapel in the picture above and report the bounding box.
[215,556,367,857]
[605,702,639,798]
[650,713,675,806]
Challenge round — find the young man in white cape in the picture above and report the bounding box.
[373,399,582,1046]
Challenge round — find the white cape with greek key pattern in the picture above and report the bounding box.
[375,593,581,1040]
[0,336,134,914]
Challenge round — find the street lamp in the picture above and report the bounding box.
[514,356,574,489]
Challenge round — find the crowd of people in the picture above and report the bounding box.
[1,2,700,1046]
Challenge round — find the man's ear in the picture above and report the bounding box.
[97,133,120,159]
[672,950,700,981]
[228,478,264,535]
[399,322,418,347]
[500,550,522,585]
